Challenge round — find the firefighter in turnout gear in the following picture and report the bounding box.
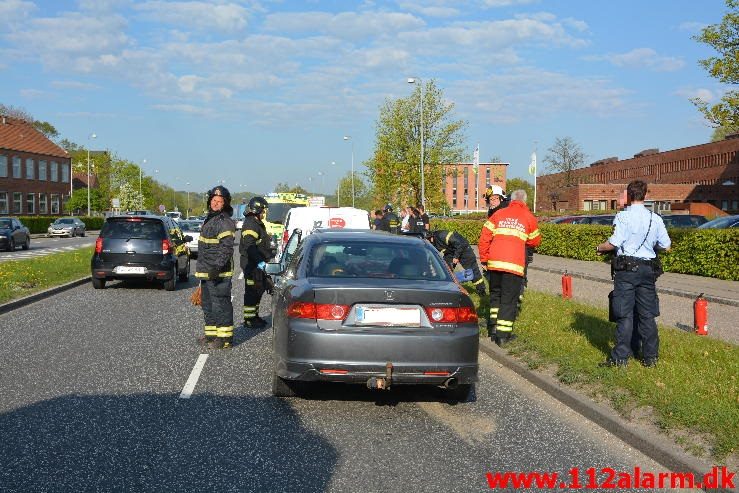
[381,204,401,234]
[195,185,236,349]
[427,229,486,295]
[240,196,271,328]
[478,189,541,347]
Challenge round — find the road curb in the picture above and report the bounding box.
[477,338,732,493]
[0,277,90,315]
[528,265,739,307]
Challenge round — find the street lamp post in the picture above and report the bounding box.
[330,161,339,206]
[139,159,147,209]
[87,133,97,216]
[407,77,425,206]
[186,182,190,218]
[172,178,179,211]
[343,136,355,207]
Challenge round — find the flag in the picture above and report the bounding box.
[472,144,480,174]
[528,151,537,176]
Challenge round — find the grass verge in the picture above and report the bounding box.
[463,283,738,462]
[0,247,93,304]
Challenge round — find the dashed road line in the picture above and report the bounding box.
[179,354,209,399]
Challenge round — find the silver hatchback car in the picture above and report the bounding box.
[48,217,86,237]
[267,229,480,401]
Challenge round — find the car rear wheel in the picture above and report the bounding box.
[178,259,190,282]
[163,267,177,291]
[272,370,298,397]
[92,277,106,289]
[22,236,30,250]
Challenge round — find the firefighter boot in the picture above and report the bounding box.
[245,316,267,329]
[198,335,215,347]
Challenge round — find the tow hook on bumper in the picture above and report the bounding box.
[367,362,393,390]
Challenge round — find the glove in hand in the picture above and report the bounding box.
[257,261,267,271]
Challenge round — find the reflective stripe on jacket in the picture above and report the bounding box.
[196,211,236,278]
[432,230,469,259]
[478,200,541,277]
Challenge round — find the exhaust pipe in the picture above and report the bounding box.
[441,377,458,389]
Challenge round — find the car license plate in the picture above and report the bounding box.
[355,306,421,326]
[114,266,146,274]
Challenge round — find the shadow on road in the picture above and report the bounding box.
[570,311,615,357]
[0,393,338,492]
[295,382,477,407]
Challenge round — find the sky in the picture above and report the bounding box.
[0,0,731,196]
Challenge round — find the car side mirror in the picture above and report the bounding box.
[183,235,193,242]
[265,262,282,275]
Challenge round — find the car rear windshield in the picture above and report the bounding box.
[308,240,451,281]
[101,219,166,239]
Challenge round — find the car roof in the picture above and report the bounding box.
[307,229,426,245]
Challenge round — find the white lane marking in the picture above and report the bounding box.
[179,354,209,399]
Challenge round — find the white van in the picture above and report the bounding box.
[279,206,370,255]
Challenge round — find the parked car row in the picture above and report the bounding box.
[546,213,723,228]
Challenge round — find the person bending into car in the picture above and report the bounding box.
[196,186,236,349]
[427,229,487,296]
[240,196,271,329]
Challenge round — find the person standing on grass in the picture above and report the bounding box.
[596,180,671,368]
[478,189,541,347]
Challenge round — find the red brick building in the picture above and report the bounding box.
[444,162,508,212]
[0,116,72,215]
[535,138,739,213]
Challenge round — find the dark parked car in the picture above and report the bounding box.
[0,217,31,251]
[47,217,86,237]
[660,214,708,228]
[91,215,191,290]
[697,214,739,229]
[576,215,615,225]
[267,229,479,401]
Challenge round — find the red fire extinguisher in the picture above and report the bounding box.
[561,271,573,299]
[694,293,708,336]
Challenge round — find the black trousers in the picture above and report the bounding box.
[445,248,486,292]
[243,268,266,322]
[610,265,660,361]
[488,270,524,337]
[201,278,234,339]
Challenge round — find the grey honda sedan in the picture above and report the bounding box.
[267,229,479,401]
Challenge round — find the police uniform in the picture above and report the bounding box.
[606,204,670,365]
[240,198,271,328]
[195,186,236,348]
[430,230,486,295]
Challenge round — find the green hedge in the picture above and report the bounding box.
[17,216,105,234]
[430,219,739,281]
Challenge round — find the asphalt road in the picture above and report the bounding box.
[0,234,96,262]
[0,246,695,493]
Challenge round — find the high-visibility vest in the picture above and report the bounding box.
[478,201,541,277]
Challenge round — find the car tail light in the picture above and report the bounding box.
[282,229,289,245]
[162,239,171,254]
[287,302,349,320]
[424,306,478,323]
[95,238,103,253]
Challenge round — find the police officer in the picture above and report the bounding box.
[381,204,400,234]
[240,196,271,328]
[596,180,671,367]
[428,229,487,295]
[196,186,236,349]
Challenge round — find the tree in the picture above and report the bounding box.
[0,103,59,140]
[336,171,373,210]
[506,178,535,209]
[65,187,105,214]
[118,182,144,211]
[365,79,467,211]
[711,124,739,141]
[274,182,308,194]
[692,0,739,127]
[544,136,586,186]
[32,121,59,140]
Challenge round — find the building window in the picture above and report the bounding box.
[26,158,35,179]
[26,193,35,214]
[584,200,592,211]
[51,161,59,182]
[13,192,22,214]
[463,166,468,186]
[12,157,21,178]
[722,200,729,210]
[51,194,60,214]
[0,155,7,177]
[599,200,607,210]
[39,161,47,180]
[39,194,47,214]
[61,162,70,183]
[486,167,491,184]
[0,192,7,214]
[611,200,617,210]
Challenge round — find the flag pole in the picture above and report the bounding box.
[533,141,538,213]
[473,144,480,211]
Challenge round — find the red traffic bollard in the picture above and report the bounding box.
[561,271,573,299]
[694,293,708,336]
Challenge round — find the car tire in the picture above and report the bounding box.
[81,230,86,237]
[272,370,298,398]
[163,267,177,291]
[444,383,473,402]
[6,238,14,252]
[92,277,106,289]
[178,259,190,282]
[22,236,30,250]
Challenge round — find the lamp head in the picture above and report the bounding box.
[407,77,416,84]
